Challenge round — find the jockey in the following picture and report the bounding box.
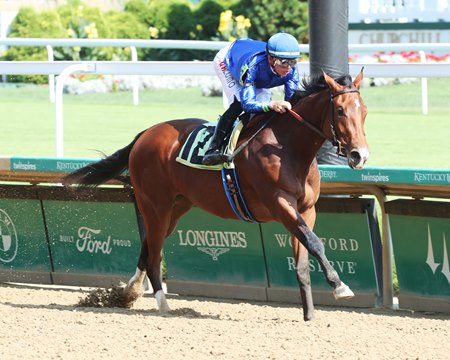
[202,32,301,166]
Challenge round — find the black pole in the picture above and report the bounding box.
[309,0,349,165]
[309,0,349,77]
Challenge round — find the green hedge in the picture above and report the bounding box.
[2,0,309,82]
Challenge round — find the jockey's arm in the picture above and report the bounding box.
[284,69,300,101]
[240,85,291,114]
[240,84,270,113]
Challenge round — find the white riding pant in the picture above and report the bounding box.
[213,45,272,107]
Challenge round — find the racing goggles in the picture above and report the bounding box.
[273,57,298,68]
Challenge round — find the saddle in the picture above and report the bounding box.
[176,120,243,170]
[176,119,257,222]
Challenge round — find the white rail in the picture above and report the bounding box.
[3,60,450,77]
[1,38,449,110]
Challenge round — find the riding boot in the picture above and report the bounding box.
[201,115,234,165]
[202,101,242,165]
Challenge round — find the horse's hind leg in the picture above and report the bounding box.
[125,195,192,313]
[292,239,314,321]
[119,210,153,308]
[122,253,148,307]
[121,212,169,312]
[293,208,315,321]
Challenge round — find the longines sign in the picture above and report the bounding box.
[164,208,267,286]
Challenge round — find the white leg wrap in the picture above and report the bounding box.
[333,281,355,300]
[155,290,170,313]
[126,268,146,291]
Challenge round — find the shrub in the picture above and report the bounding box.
[55,3,111,61]
[124,0,154,26]
[104,11,149,60]
[3,7,67,83]
[141,0,226,61]
[194,0,224,40]
[231,0,309,43]
[3,0,310,81]
[139,0,197,61]
[216,9,251,42]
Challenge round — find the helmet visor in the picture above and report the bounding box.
[273,57,298,68]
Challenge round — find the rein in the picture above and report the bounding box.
[287,108,326,139]
[288,88,360,157]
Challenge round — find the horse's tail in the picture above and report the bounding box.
[62,131,145,188]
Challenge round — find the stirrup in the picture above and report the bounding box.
[202,151,225,166]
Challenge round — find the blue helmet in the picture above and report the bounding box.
[267,32,300,59]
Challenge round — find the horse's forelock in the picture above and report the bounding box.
[336,74,353,87]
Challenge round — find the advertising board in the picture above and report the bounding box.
[0,198,51,280]
[386,200,450,311]
[164,207,267,300]
[43,200,141,278]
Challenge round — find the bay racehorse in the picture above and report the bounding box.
[62,70,368,321]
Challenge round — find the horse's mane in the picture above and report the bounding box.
[291,73,353,103]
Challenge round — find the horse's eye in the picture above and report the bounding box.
[336,107,345,117]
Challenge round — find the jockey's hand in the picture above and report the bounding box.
[270,100,292,113]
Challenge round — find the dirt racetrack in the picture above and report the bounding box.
[0,283,449,360]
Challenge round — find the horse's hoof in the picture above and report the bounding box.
[333,282,355,300]
[158,303,171,314]
[155,290,171,314]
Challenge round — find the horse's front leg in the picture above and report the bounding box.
[277,195,354,300]
[292,238,314,321]
[296,218,354,300]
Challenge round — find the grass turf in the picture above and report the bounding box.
[1,78,449,168]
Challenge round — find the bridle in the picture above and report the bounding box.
[288,88,360,157]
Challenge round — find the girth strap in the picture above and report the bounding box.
[221,168,257,223]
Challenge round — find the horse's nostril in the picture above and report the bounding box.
[350,150,361,163]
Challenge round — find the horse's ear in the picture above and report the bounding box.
[323,71,343,93]
[353,67,364,90]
